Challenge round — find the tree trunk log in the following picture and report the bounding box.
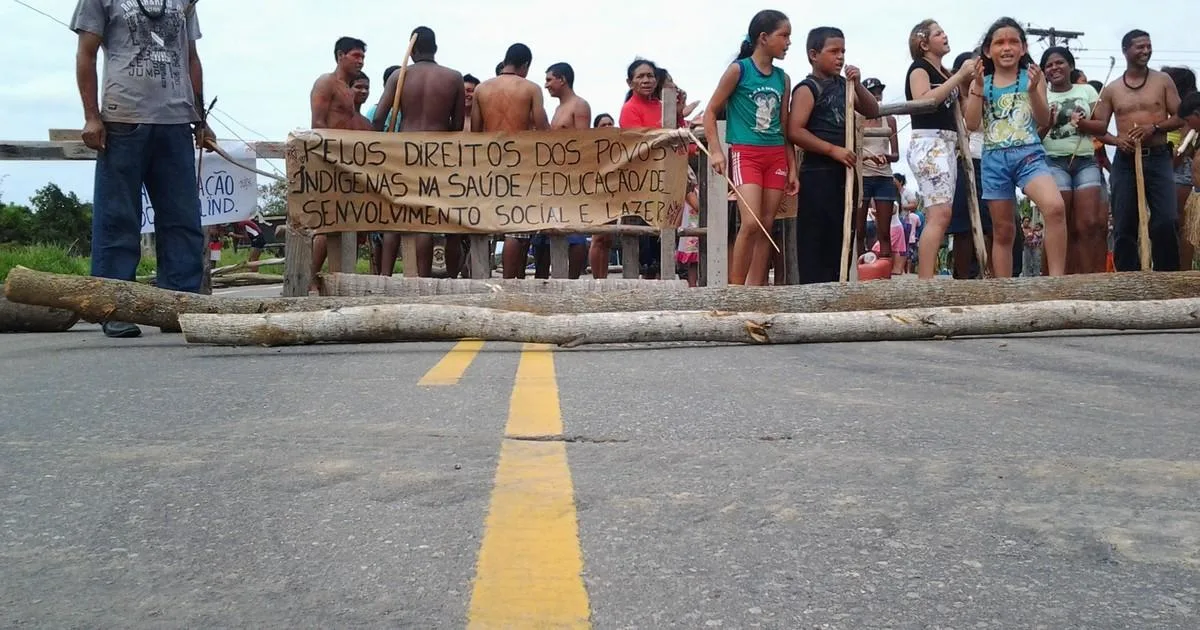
[211,257,286,276]
[177,298,1200,347]
[10,266,1200,333]
[210,272,286,287]
[2,267,442,330]
[335,271,1200,314]
[318,272,688,296]
[0,296,80,333]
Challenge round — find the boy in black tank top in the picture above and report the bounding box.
[785,27,880,283]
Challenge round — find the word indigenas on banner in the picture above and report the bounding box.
[286,128,689,234]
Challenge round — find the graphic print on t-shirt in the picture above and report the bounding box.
[118,0,187,92]
[1047,97,1089,140]
[985,90,1038,149]
[752,88,780,133]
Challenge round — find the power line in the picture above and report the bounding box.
[211,106,272,141]
[9,0,69,28]
[206,111,286,179]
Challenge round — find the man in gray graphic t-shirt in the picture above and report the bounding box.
[71,0,214,338]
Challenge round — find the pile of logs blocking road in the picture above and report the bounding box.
[5,266,1200,347]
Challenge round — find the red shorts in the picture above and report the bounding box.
[729,144,789,190]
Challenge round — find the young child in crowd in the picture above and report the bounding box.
[786,26,881,283]
[676,168,702,286]
[964,17,1066,277]
[703,10,797,286]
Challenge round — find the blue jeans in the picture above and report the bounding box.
[981,144,1053,200]
[1110,145,1179,271]
[92,122,204,292]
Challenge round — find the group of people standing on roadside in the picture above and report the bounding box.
[703,10,1198,286]
[69,0,1200,338]
[305,28,703,285]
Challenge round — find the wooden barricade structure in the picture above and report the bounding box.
[1,91,986,293]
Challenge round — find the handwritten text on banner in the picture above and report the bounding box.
[285,128,688,234]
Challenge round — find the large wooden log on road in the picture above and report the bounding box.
[177,298,1200,347]
[318,272,688,296]
[2,267,434,330]
[341,271,1200,314]
[10,268,1200,334]
[0,296,79,333]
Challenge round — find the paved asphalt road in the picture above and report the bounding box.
[2,284,1199,629]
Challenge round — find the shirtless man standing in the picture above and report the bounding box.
[308,36,368,291]
[371,27,466,278]
[1079,29,1184,271]
[471,43,551,278]
[540,62,592,277]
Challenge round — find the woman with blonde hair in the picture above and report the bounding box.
[904,19,976,278]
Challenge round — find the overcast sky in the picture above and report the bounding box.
[2,0,1198,206]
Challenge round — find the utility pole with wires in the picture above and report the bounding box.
[1027,26,1085,49]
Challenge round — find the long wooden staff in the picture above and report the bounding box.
[685,129,780,253]
[839,79,857,282]
[1134,140,1152,270]
[386,34,420,132]
[953,100,990,276]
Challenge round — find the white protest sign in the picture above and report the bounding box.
[140,141,259,233]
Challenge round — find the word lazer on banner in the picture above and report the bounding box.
[285,128,689,235]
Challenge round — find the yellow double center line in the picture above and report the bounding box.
[467,343,592,628]
[418,340,485,386]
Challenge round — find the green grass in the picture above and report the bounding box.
[0,242,386,282]
[0,244,90,282]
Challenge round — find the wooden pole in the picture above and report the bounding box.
[549,236,570,279]
[1134,140,1152,270]
[282,226,314,296]
[468,234,492,279]
[703,121,729,287]
[659,86,679,281]
[390,33,420,278]
[388,34,419,132]
[953,100,990,277]
[839,80,857,282]
[177,297,1200,348]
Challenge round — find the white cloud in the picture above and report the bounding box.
[2,0,1198,205]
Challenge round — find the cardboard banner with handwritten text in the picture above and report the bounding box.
[286,128,688,234]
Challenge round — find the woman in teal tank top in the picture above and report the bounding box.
[702,10,798,285]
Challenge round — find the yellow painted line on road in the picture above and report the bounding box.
[467,343,591,629]
[418,340,484,386]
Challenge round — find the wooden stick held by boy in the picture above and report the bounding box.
[839,81,857,282]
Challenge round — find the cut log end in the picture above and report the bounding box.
[0,296,80,333]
